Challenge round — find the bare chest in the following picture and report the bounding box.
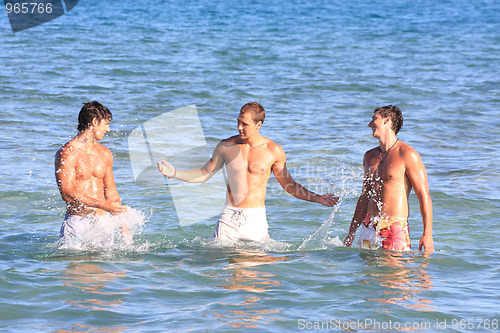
[225,145,274,176]
[367,154,405,183]
[74,151,107,180]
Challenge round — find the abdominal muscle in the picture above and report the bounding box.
[367,179,411,218]
[66,177,107,217]
[226,173,269,208]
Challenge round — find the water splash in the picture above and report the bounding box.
[57,208,148,252]
[297,199,344,251]
[297,166,361,251]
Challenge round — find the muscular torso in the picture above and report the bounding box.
[365,145,412,218]
[55,138,111,216]
[221,137,276,208]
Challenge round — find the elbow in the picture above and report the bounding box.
[197,170,215,183]
[59,187,77,202]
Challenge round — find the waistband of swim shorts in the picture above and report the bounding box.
[223,205,266,213]
[364,214,408,228]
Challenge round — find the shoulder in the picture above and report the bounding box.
[218,135,247,148]
[220,135,239,145]
[96,142,113,159]
[398,141,420,159]
[397,141,425,170]
[365,146,379,155]
[216,136,238,152]
[265,137,285,155]
[364,147,379,160]
[55,139,77,162]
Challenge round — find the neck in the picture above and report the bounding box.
[242,133,263,147]
[379,134,398,152]
[76,130,96,146]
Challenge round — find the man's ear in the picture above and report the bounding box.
[91,118,99,127]
[256,121,263,129]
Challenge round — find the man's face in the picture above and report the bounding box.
[368,112,386,138]
[237,112,261,139]
[93,118,110,141]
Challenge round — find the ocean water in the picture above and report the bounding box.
[1,0,499,332]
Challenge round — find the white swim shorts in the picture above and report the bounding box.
[213,206,271,242]
[60,214,115,246]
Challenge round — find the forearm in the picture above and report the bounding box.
[417,193,434,252]
[347,195,369,235]
[283,182,321,203]
[420,195,433,236]
[63,190,117,212]
[174,168,213,183]
[63,191,102,209]
[343,195,368,246]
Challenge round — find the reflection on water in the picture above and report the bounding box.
[359,251,434,312]
[204,251,287,328]
[54,324,127,333]
[55,262,130,332]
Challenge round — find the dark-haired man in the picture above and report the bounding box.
[158,102,338,242]
[343,105,433,253]
[55,101,131,244]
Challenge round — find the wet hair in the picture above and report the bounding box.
[374,105,403,134]
[240,102,265,125]
[77,101,112,132]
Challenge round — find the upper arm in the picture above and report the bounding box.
[200,141,226,176]
[271,144,292,187]
[55,147,76,196]
[404,148,430,199]
[102,146,120,200]
[359,152,373,197]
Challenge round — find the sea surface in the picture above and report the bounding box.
[0,0,499,332]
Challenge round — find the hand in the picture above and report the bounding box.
[419,233,434,254]
[157,159,176,178]
[105,200,128,214]
[318,193,339,207]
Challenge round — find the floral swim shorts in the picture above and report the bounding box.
[358,214,411,251]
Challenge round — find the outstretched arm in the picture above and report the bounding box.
[405,149,433,253]
[158,141,226,183]
[272,144,338,207]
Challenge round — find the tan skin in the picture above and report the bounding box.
[55,117,131,241]
[158,111,338,209]
[344,111,434,253]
